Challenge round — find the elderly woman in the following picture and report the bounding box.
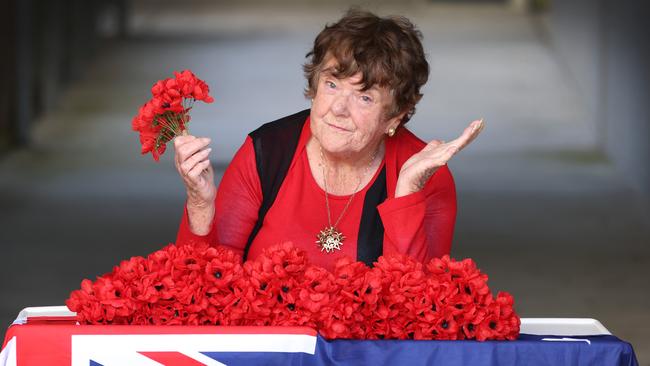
[174,10,482,270]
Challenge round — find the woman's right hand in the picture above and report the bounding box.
[174,135,216,210]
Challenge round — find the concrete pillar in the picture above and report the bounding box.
[601,0,650,210]
[544,0,650,211]
[15,0,33,145]
[0,0,17,148]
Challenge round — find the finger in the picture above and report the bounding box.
[173,134,197,149]
[461,119,485,149]
[187,159,212,180]
[425,139,444,148]
[434,145,458,163]
[459,120,479,141]
[204,163,215,179]
[428,146,457,169]
[174,135,198,168]
[176,136,209,153]
[415,145,458,173]
[448,119,483,151]
[180,147,212,175]
[469,118,485,141]
[178,137,212,162]
[446,129,471,150]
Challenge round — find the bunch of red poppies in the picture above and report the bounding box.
[131,70,214,161]
[66,242,519,341]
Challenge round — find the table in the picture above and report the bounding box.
[0,307,639,366]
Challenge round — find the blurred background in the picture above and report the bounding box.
[1,0,649,363]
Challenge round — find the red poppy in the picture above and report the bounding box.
[132,70,214,161]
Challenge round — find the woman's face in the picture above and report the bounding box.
[310,60,402,160]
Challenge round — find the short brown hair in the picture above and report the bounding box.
[303,9,429,125]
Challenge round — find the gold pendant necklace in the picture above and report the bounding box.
[316,145,378,253]
[316,226,345,253]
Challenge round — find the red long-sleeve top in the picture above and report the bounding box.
[177,116,457,271]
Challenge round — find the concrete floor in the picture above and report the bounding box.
[1,2,649,363]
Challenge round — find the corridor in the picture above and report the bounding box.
[1,2,648,363]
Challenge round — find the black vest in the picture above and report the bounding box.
[243,109,387,266]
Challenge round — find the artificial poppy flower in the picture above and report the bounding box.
[132,70,214,161]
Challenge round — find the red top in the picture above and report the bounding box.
[177,116,457,271]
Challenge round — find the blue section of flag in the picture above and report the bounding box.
[89,361,104,366]
[202,352,313,365]
[202,334,637,366]
[314,335,638,366]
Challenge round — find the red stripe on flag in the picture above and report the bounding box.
[138,351,207,366]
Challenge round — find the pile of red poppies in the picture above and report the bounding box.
[131,70,214,161]
[66,241,519,341]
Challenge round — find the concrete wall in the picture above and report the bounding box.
[601,1,650,211]
[545,0,650,210]
[543,0,603,143]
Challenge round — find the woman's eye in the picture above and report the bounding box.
[360,95,373,103]
[326,81,336,89]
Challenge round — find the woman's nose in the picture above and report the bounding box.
[331,93,350,117]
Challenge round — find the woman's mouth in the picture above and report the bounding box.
[325,122,351,132]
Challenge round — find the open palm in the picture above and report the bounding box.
[395,119,484,197]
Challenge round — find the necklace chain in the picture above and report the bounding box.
[319,145,379,230]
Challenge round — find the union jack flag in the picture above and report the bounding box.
[2,324,318,366]
[1,307,319,366]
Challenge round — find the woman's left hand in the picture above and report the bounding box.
[395,119,484,198]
